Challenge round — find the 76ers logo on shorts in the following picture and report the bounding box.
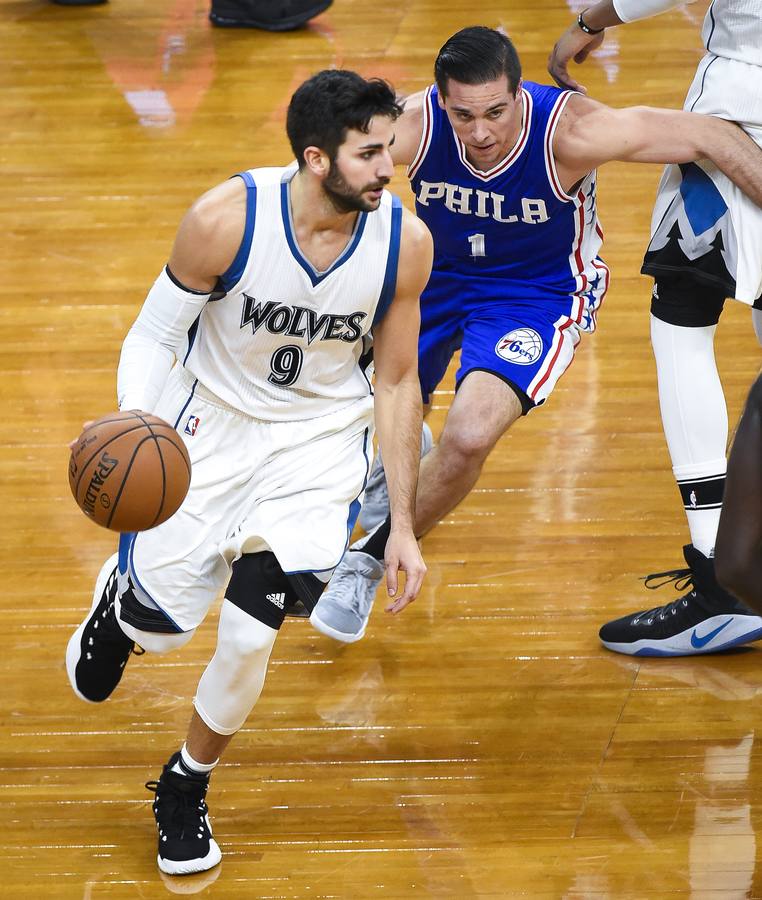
[184,415,200,436]
[495,328,543,366]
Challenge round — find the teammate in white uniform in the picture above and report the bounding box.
[550,0,762,656]
[65,69,433,875]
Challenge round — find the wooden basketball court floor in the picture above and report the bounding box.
[3,0,762,895]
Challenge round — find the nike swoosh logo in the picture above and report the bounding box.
[691,618,733,649]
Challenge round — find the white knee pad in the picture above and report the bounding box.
[194,599,278,736]
[116,597,196,653]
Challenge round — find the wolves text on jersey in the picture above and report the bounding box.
[416,180,549,224]
[240,295,368,344]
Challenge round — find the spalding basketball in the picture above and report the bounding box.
[68,411,191,532]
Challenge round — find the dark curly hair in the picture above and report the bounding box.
[287,70,403,168]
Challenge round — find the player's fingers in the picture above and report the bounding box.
[550,57,583,92]
[386,562,426,614]
[574,46,595,66]
[385,559,399,597]
[69,420,95,449]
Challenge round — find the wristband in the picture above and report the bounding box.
[577,10,605,34]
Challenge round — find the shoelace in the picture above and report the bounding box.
[642,566,693,593]
[145,777,208,838]
[635,566,694,623]
[331,566,366,615]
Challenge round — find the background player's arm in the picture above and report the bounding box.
[548,0,686,92]
[390,90,427,168]
[117,180,245,413]
[553,95,762,206]
[371,209,433,613]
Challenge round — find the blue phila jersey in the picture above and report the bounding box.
[408,82,609,325]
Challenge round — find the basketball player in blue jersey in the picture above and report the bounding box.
[64,70,433,875]
[550,0,762,656]
[311,25,762,644]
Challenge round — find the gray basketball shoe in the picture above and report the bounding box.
[359,422,434,532]
[310,537,385,643]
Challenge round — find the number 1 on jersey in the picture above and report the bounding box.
[468,233,486,258]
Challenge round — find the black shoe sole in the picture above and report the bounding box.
[209,1,331,31]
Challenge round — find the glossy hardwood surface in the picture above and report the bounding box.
[3,0,762,896]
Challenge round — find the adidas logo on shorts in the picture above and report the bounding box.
[267,592,286,609]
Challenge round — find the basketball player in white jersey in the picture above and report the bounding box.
[550,1,762,656]
[64,69,433,875]
[311,24,762,646]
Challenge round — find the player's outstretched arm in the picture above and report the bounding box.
[116,180,246,414]
[715,374,762,612]
[371,209,433,613]
[554,95,762,206]
[548,0,685,92]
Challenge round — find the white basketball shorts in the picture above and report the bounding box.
[645,54,762,303]
[120,366,374,632]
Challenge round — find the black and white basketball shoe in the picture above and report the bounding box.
[66,554,138,702]
[599,544,762,656]
[146,753,222,876]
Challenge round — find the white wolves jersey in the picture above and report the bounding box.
[408,82,607,324]
[700,0,762,67]
[180,165,403,421]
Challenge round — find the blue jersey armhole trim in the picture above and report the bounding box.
[373,196,403,326]
[220,172,257,291]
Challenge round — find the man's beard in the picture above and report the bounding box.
[323,159,388,213]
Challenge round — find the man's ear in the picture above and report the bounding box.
[303,145,330,176]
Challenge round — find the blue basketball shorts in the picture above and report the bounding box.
[418,275,603,413]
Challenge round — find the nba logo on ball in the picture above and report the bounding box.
[495,328,543,365]
[184,415,200,436]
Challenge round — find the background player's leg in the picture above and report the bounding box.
[414,371,522,535]
[312,372,523,642]
[650,313,727,557]
[715,373,762,609]
[599,281,762,656]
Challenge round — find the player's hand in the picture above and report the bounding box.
[68,420,95,449]
[383,529,426,614]
[547,24,605,93]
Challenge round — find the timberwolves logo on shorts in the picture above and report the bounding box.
[495,328,543,366]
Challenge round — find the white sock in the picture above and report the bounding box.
[651,315,728,557]
[170,742,218,776]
